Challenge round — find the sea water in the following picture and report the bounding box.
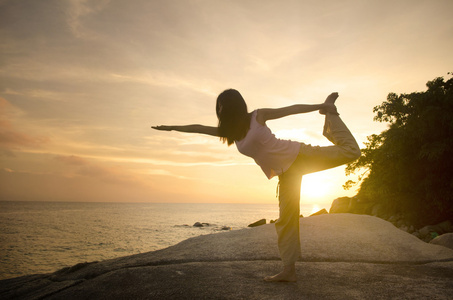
[0,201,327,279]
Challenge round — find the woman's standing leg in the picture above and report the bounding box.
[265,110,361,282]
[264,166,302,282]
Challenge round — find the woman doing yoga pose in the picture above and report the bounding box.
[153,90,361,282]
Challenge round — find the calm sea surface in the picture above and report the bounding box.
[0,201,324,280]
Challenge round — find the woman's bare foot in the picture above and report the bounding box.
[319,92,339,115]
[264,264,297,282]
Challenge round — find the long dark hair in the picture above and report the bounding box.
[216,89,250,146]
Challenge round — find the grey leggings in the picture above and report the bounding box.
[275,113,361,265]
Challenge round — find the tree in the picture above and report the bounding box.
[346,74,453,227]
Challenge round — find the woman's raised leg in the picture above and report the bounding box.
[293,112,361,175]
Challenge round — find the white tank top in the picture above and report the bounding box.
[235,110,301,179]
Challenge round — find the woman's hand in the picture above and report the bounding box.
[151,125,219,136]
[319,103,339,115]
[152,125,173,131]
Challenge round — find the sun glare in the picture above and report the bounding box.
[300,172,331,199]
[310,204,320,215]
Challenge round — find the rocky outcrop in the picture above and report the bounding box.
[329,197,351,214]
[193,222,210,227]
[1,214,453,299]
[2,214,453,300]
[415,221,453,242]
[430,233,453,250]
[247,219,266,227]
[328,197,453,243]
[309,208,328,216]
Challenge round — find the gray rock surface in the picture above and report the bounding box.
[1,214,453,299]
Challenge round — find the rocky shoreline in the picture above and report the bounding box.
[244,197,453,251]
[327,196,453,246]
[1,214,453,299]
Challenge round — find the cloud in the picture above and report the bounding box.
[4,88,68,102]
[0,97,49,155]
[66,0,111,39]
[54,154,145,187]
[54,155,88,166]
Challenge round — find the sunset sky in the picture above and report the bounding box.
[1,0,452,208]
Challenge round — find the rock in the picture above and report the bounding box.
[412,231,421,238]
[370,204,379,216]
[408,225,415,233]
[399,225,409,232]
[395,218,405,228]
[387,215,397,224]
[417,221,453,243]
[2,214,453,300]
[354,198,375,215]
[310,209,328,217]
[430,233,453,250]
[193,222,211,227]
[220,226,231,231]
[248,219,266,227]
[434,220,453,235]
[329,197,351,213]
[371,204,386,218]
[419,225,437,239]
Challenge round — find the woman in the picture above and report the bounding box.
[153,89,361,282]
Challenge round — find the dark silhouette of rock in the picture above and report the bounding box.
[193,222,203,227]
[309,208,328,217]
[247,219,266,227]
[329,197,351,213]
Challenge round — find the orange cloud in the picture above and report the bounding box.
[54,155,88,166]
[54,154,145,187]
[0,97,48,155]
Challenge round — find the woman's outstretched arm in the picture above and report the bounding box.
[257,93,338,124]
[152,125,219,137]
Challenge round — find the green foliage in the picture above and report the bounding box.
[346,74,453,226]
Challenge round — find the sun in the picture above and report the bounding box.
[300,172,331,200]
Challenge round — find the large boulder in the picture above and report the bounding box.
[329,197,351,213]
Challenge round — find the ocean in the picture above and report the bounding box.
[0,201,327,280]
